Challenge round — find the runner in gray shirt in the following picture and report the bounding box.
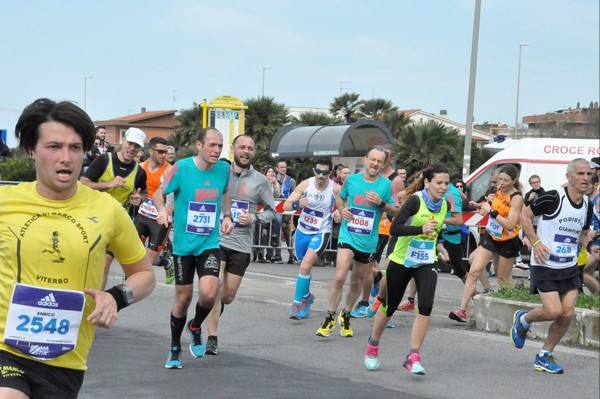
[204,135,276,355]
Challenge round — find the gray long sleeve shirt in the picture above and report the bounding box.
[220,164,276,253]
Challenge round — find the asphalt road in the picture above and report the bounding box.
[79,259,600,399]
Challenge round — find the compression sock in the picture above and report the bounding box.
[170,313,187,347]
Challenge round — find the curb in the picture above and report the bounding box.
[472,295,600,348]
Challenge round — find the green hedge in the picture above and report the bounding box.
[493,285,600,311]
[0,156,36,182]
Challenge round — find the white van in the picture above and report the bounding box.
[463,138,599,245]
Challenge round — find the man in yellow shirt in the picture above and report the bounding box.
[0,98,155,398]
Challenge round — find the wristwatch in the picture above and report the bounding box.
[116,283,134,307]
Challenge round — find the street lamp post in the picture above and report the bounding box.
[514,43,530,139]
[261,66,272,97]
[84,76,93,111]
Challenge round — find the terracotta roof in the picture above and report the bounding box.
[104,110,177,123]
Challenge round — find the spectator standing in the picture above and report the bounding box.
[524,175,545,207]
[257,165,282,263]
[95,126,113,154]
[274,161,297,264]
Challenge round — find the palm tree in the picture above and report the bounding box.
[290,112,342,126]
[382,111,411,139]
[169,103,203,149]
[329,92,361,123]
[395,121,463,179]
[357,98,398,120]
[244,96,289,169]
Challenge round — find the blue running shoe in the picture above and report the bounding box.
[370,280,380,298]
[510,310,529,349]
[298,293,315,319]
[165,346,182,369]
[289,302,302,320]
[185,320,206,358]
[534,352,564,374]
[385,320,395,328]
[350,301,369,318]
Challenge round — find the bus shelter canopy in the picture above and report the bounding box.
[269,120,394,158]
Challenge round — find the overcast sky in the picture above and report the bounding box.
[1,0,598,148]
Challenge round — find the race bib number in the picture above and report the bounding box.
[186,202,216,235]
[347,207,375,235]
[231,200,250,227]
[3,284,85,360]
[485,216,503,238]
[138,198,159,219]
[548,234,577,263]
[404,239,435,267]
[299,207,325,232]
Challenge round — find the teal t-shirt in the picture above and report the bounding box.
[442,183,463,245]
[163,157,230,256]
[338,173,394,253]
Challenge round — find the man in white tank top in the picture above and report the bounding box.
[284,157,341,320]
[513,158,599,374]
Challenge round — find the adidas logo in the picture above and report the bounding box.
[29,345,50,356]
[418,243,427,249]
[38,293,59,308]
[199,205,207,211]
[309,211,316,216]
[204,181,211,186]
[358,211,366,216]
[232,201,240,208]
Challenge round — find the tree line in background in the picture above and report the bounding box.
[168,92,493,183]
[0,92,493,182]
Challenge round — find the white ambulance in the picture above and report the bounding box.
[462,137,599,246]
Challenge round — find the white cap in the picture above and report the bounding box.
[123,127,146,148]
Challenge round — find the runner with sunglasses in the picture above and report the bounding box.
[285,157,342,319]
[133,136,176,284]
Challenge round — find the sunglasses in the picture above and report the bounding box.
[154,149,168,155]
[314,168,330,175]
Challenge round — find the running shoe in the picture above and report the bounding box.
[514,262,529,270]
[449,309,467,323]
[185,320,206,358]
[510,309,529,349]
[298,293,315,319]
[386,320,395,328]
[289,302,302,320]
[398,301,415,312]
[403,352,426,375]
[338,310,353,337]
[367,297,382,318]
[364,342,379,371]
[287,256,298,264]
[206,335,218,355]
[165,346,182,369]
[164,257,175,285]
[316,316,336,337]
[272,257,283,264]
[534,352,563,374]
[370,280,380,297]
[482,287,495,294]
[350,301,369,318]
